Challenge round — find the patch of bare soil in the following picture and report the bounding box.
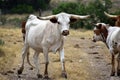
[73,37,120,80]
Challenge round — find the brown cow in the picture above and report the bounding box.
[104,12,120,27]
[93,23,120,76]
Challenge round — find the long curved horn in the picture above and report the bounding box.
[70,14,90,19]
[104,11,117,18]
[37,15,56,20]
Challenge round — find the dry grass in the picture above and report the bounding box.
[0,28,92,80]
[0,27,23,80]
[0,27,95,80]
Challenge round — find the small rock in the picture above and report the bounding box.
[80,37,85,39]
[1,72,7,75]
[89,46,95,49]
[29,67,33,70]
[74,44,80,48]
[94,56,102,59]
[7,70,14,74]
[17,40,22,42]
[106,63,111,65]
[13,68,16,70]
[69,60,73,63]
[13,42,16,44]
[88,52,99,54]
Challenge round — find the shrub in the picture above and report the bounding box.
[11,4,34,14]
[0,39,4,46]
[7,18,22,27]
[0,16,7,25]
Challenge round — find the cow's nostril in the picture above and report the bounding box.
[62,30,69,36]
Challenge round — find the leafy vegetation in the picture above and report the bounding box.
[0,39,4,46]
[0,0,51,14]
[11,4,34,14]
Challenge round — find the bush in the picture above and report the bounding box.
[7,18,22,27]
[0,16,7,25]
[53,2,79,14]
[11,4,34,14]
[52,0,113,29]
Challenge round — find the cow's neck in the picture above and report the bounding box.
[101,30,108,43]
[100,28,108,48]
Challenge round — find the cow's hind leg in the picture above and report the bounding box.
[27,51,35,70]
[33,51,42,78]
[59,48,67,78]
[111,54,115,76]
[18,46,29,75]
[117,53,120,76]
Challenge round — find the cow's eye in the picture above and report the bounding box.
[58,22,60,24]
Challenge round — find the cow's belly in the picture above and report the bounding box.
[28,41,62,53]
[49,41,63,53]
[27,35,43,52]
[27,41,43,52]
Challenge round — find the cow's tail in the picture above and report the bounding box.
[27,51,35,68]
[21,21,26,41]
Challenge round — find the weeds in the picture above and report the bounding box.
[0,39,4,46]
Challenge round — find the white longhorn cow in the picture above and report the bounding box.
[93,23,120,76]
[17,12,90,79]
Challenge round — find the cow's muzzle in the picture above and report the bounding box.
[62,30,69,36]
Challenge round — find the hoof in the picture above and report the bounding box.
[117,70,120,76]
[110,72,115,76]
[61,72,67,78]
[117,72,120,76]
[37,74,43,78]
[17,69,23,75]
[43,75,50,79]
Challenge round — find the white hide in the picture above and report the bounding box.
[25,15,64,53]
[106,27,120,54]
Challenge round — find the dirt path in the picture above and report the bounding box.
[1,30,120,80]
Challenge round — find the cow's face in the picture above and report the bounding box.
[38,12,90,36]
[56,13,71,36]
[93,23,108,42]
[93,27,103,42]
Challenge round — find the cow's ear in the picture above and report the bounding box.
[50,17,57,23]
[97,24,102,29]
[70,16,77,23]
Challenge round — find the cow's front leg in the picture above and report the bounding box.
[59,48,67,78]
[43,48,50,79]
[33,52,42,78]
[117,53,120,76]
[111,54,115,76]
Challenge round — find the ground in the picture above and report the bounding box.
[0,28,120,80]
